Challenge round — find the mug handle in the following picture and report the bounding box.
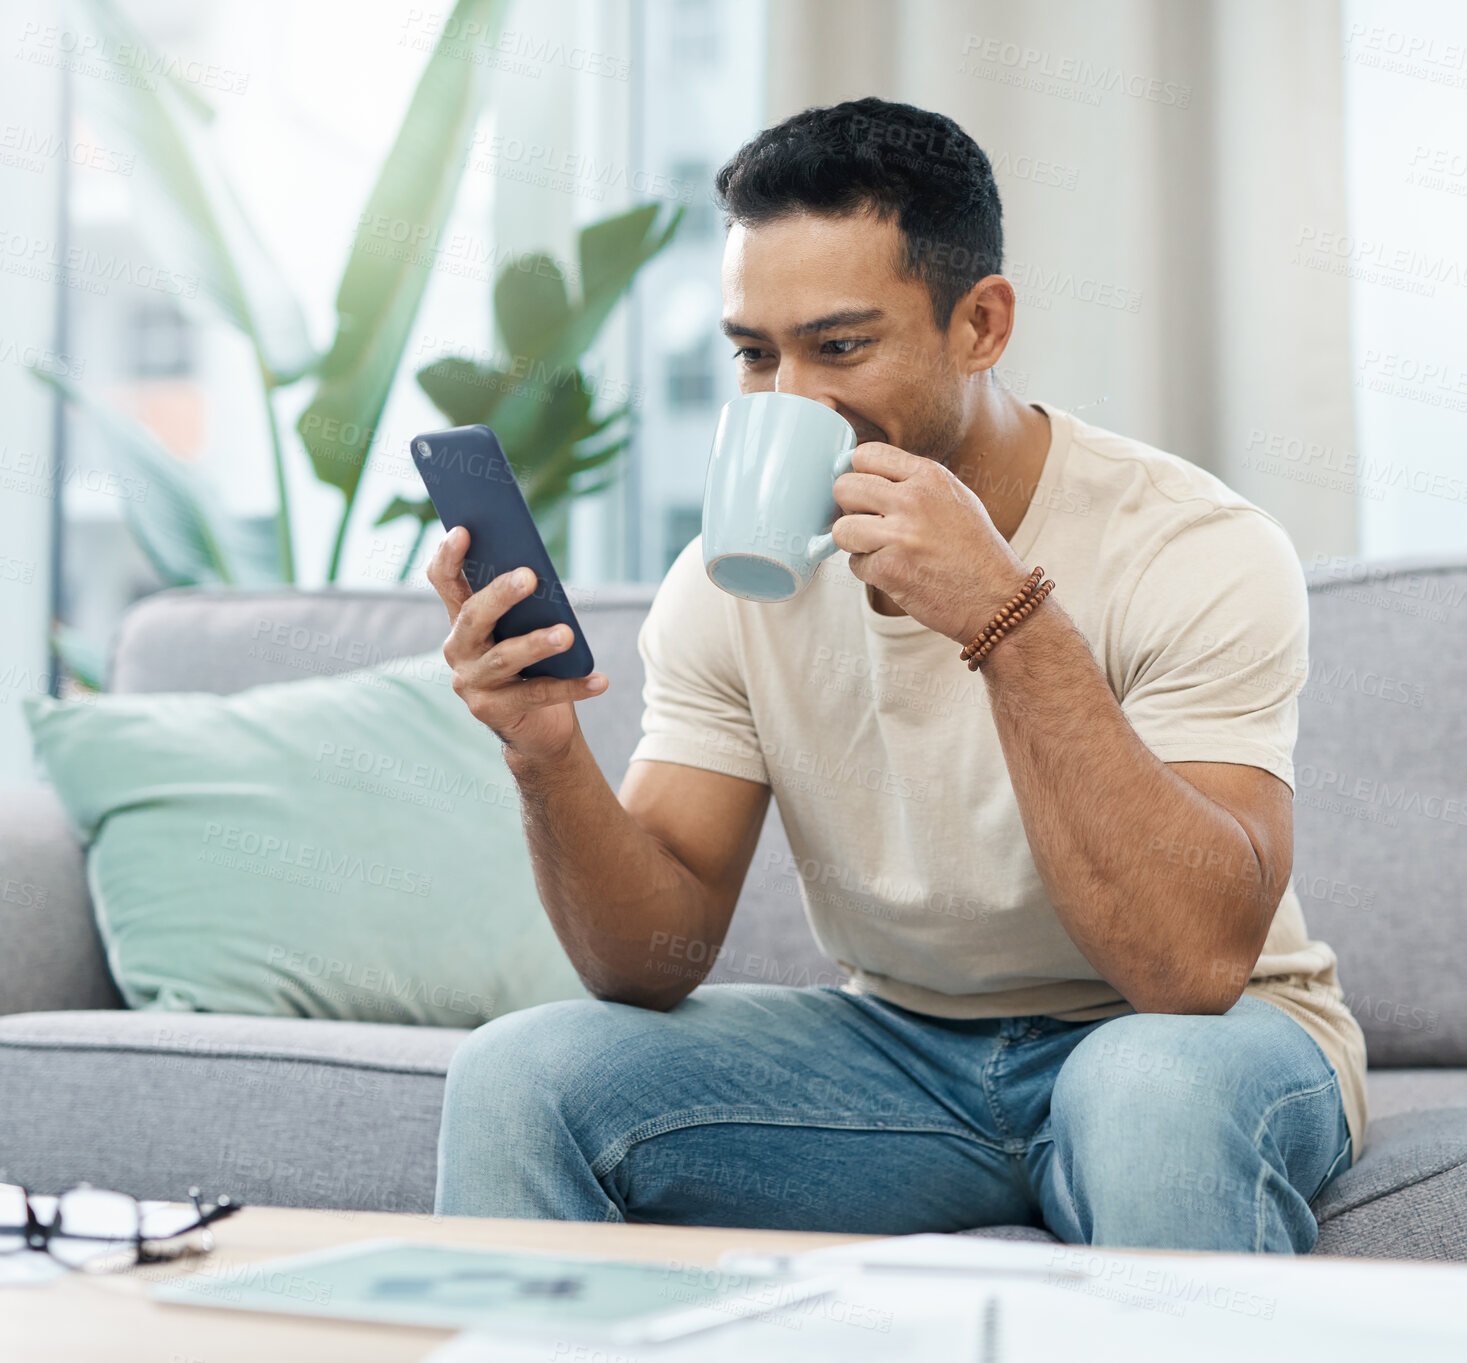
[804,444,857,562]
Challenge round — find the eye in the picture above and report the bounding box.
[731,347,768,365]
[820,338,870,358]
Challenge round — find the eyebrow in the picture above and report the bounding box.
[719,307,886,342]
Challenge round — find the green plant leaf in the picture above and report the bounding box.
[531,431,630,496]
[374,495,438,528]
[570,435,631,473]
[529,371,594,448]
[581,404,628,440]
[570,203,685,355]
[69,0,315,386]
[298,0,508,580]
[522,447,583,512]
[49,623,105,692]
[415,357,524,428]
[468,204,682,457]
[573,473,621,499]
[536,434,629,509]
[493,254,572,359]
[31,371,246,586]
[579,203,685,321]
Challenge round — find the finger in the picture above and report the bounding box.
[518,672,609,706]
[426,527,473,626]
[850,442,923,480]
[427,524,468,578]
[443,565,536,667]
[833,470,897,515]
[830,512,889,556]
[845,548,876,583]
[455,622,581,688]
[461,671,610,714]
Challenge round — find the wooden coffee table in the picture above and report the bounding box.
[8,1205,875,1363]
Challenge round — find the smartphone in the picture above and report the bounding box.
[410,424,595,681]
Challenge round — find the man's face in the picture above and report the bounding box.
[719,209,973,464]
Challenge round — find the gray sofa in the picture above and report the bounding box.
[2,557,1465,1257]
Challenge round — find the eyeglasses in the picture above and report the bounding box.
[0,1181,242,1274]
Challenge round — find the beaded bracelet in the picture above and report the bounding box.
[959,566,1056,671]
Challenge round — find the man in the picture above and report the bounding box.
[428,97,1365,1252]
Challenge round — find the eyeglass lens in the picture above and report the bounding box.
[52,1188,142,1270]
[0,1184,29,1252]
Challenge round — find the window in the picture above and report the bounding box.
[625,0,768,580]
[664,503,702,570]
[670,0,718,65]
[665,335,716,408]
[127,304,193,379]
[668,158,717,241]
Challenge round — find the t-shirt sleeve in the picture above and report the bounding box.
[625,537,770,786]
[1116,508,1309,792]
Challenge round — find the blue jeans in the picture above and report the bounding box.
[434,984,1352,1253]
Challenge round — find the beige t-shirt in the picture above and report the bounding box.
[627,401,1367,1160]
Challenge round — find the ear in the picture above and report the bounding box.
[949,273,1016,378]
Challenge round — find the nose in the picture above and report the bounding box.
[772,374,841,412]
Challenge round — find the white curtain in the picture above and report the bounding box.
[765,0,1359,561]
[1341,0,1467,562]
[0,0,64,784]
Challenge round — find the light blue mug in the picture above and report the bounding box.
[701,392,858,602]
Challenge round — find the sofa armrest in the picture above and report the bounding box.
[0,786,123,1015]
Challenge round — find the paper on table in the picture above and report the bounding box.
[427,1252,1467,1363]
[719,1231,1083,1282]
[422,1270,1301,1363]
[421,1277,1004,1363]
[723,1232,1467,1357]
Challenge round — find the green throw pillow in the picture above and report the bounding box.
[23,651,586,1026]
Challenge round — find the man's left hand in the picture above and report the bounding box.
[831,443,1033,644]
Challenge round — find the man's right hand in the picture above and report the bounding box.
[428,526,609,764]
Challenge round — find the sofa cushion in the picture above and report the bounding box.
[1313,1109,1467,1260]
[0,1011,468,1210]
[1293,560,1467,1066]
[957,1224,1057,1243]
[0,786,121,1016]
[105,586,660,797]
[108,588,463,698]
[1366,1069,1467,1120]
[25,651,587,1026]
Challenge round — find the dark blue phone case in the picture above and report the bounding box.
[410,424,595,681]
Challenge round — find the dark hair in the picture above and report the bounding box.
[713,97,1003,331]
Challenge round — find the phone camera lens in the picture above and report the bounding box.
[415,440,431,459]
